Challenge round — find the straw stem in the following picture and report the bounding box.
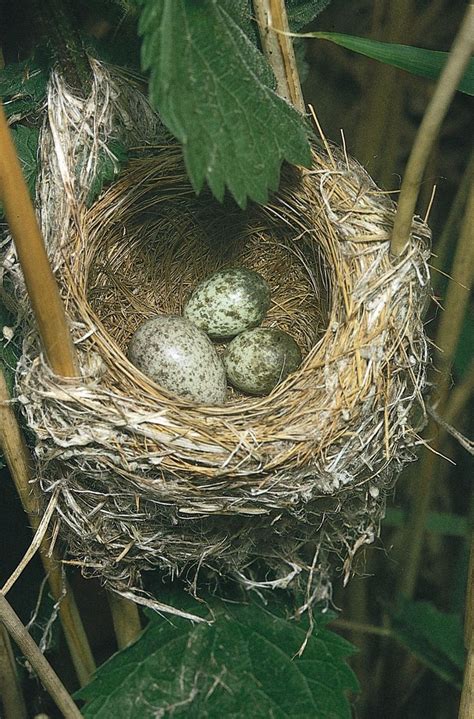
[107,591,141,649]
[459,536,474,719]
[253,0,305,113]
[390,3,474,255]
[0,101,78,377]
[0,625,27,719]
[0,594,82,719]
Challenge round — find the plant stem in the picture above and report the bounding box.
[0,625,27,719]
[390,3,474,255]
[107,591,141,650]
[0,100,78,377]
[459,536,474,719]
[31,0,91,95]
[432,147,474,287]
[331,618,392,638]
[444,360,474,426]
[252,0,305,113]
[0,369,96,686]
[0,594,83,719]
[399,181,474,598]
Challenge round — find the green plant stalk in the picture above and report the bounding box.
[432,147,474,287]
[459,536,474,719]
[107,591,141,650]
[0,625,27,719]
[253,0,305,113]
[0,594,82,719]
[390,3,474,255]
[399,181,474,598]
[31,0,91,95]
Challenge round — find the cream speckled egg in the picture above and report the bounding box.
[183,268,271,339]
[224,327,302,396]
[127,315,226,404]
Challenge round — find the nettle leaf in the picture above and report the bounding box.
[78,596,359,718]
[390,598,466,689]
[0,59,47,119]
[139,0,311,208]
[286,1,333,31]
[297,32,474,95]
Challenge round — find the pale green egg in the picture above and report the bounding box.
[224,327,302,396]
[184,268,271,339]
[128,315,226,404]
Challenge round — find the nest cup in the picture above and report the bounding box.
[6,64,431,611]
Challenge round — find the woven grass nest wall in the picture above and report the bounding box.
[6,64,431,610]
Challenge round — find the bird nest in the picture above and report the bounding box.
[4,62,431,615]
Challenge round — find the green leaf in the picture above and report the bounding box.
[86,139,128,206]
[296,32,474,95]
[286,1,332,31]
[390,598,466,689]
[138,0,311,208]
[0,59,47,119]
[78,595,359,718]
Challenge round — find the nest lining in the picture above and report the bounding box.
[3,61,431,610]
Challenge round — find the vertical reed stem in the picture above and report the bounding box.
[0,594,82,719]
[107,592,141,650]
[0,625,27,719]
[252,0,305,113]
[459,536,474,719]
[390,4,474,255]
[0,101,77,377]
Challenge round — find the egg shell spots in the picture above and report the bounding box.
[224,327,302,396]
[128,315,226,404]
[184,268,271,339]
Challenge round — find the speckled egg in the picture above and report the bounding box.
[183,268,271,339]
[224,327,302,396]
[127,315,226,404]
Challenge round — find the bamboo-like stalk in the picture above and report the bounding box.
[252,0,305,113]
[0,625,27,719]
[390,4,474,255]
[0,594,82,719]
[444,360,474,426]
[0,97,140,661]
[107,591,141,650]
[432,148,474,286]
[0,103,77,377]
[399,181,474,598]
[0,369,96,686]
[459,536,474,719]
